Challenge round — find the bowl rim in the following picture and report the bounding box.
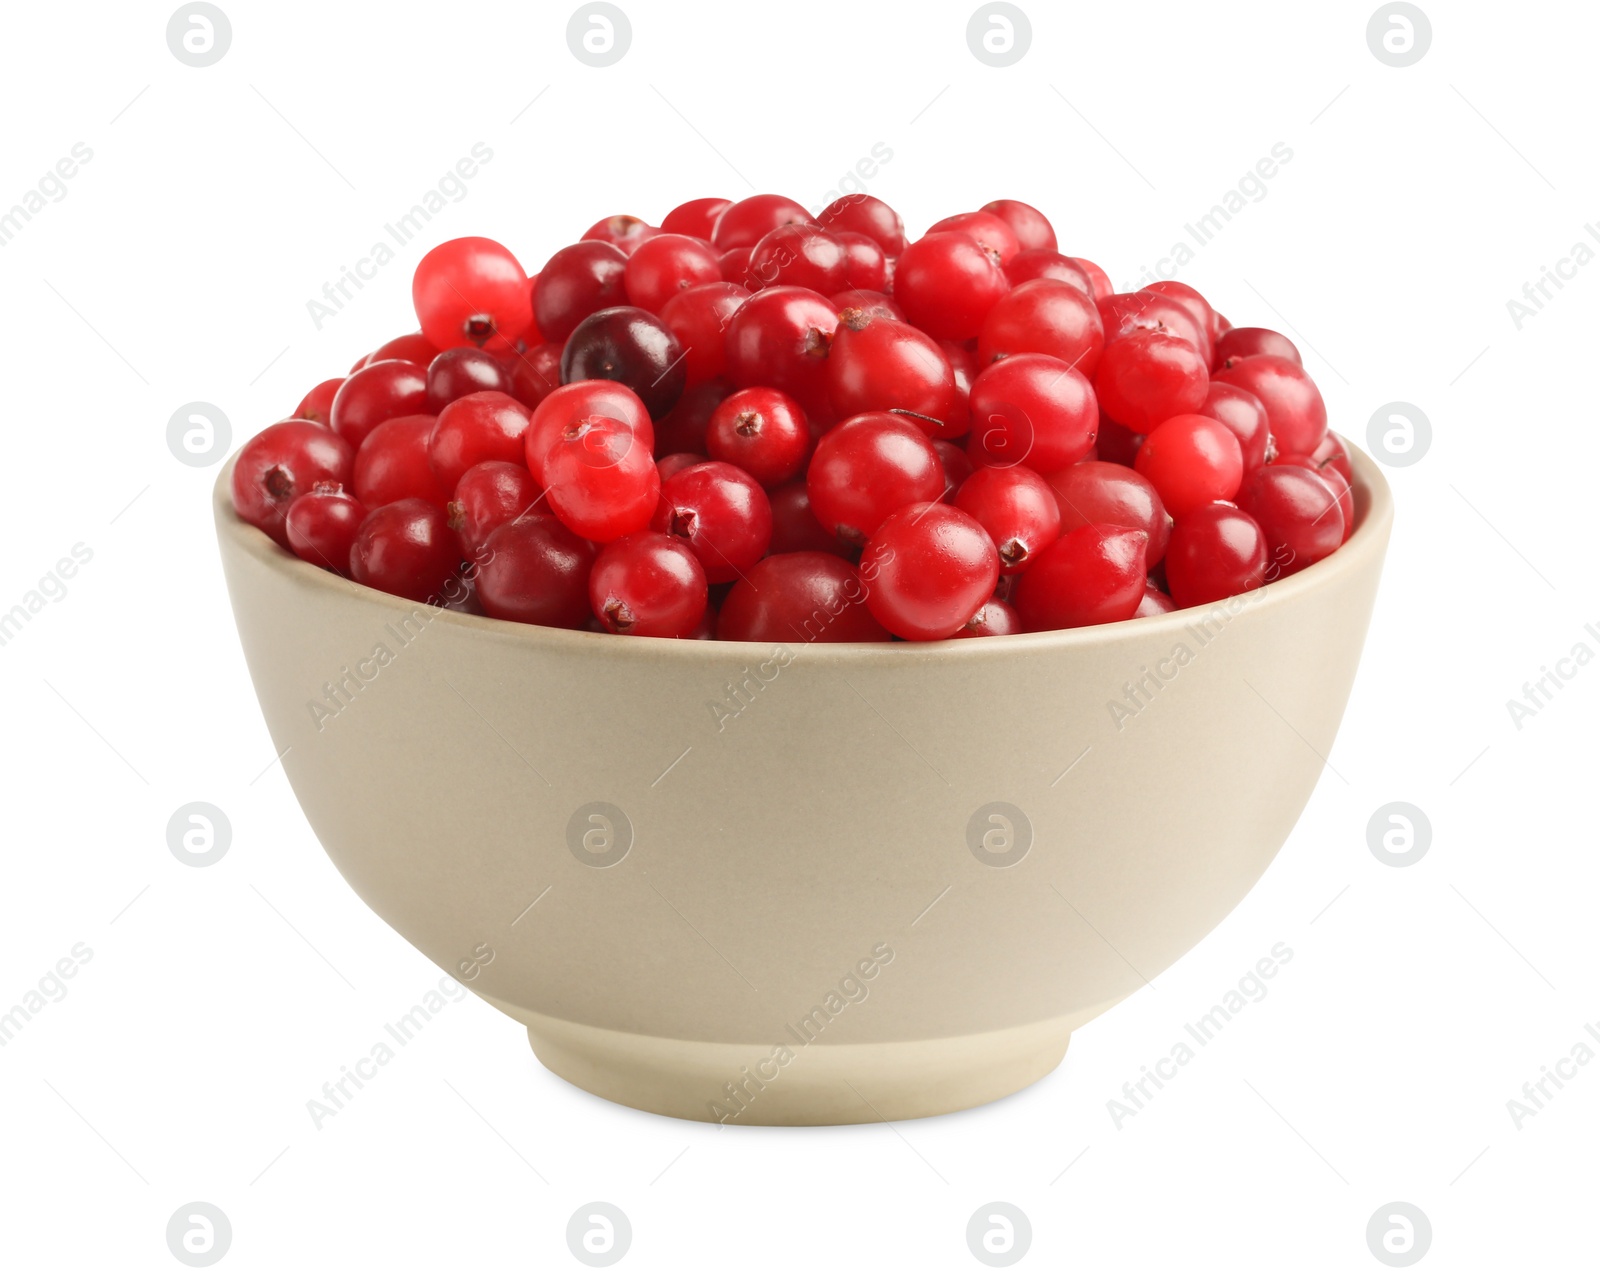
[214,435,1392,662]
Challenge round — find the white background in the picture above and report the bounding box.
[1,0,1595,1266]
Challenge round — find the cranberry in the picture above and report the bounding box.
[1095,417,1145,467]
[1279,459,1354,543]
[892,232,1008,339]
[835,232,888,291]
[1068,257,1113,302]
[653,379,730,457]
[1013,524,1148,631]
[428,391,531,492]
[623,233,723,312]
[977,279,1104,374]
[860,502,999,640]
[560,305,686,420]
[954,465,1061,573]
[231,421,354,546]
[747,224,849,294]
[979,199,1057,252]
[831,289,904,323]
[953,598,1024,638]
[966,353,1097,473]
[582,214,658,256]
[660,197,731,240]
[816,195,906,256]
[657,451,707,482]
[767,480,850,556]
[1004,250,1092,294]
[718,550,890,642]
[426,347,513,413]
[285,483,365,575]
[412,237,532,353]
[590,532,708,636]
[827,313,967,438]
[723,285,838,418]
[525,380,653,482]
[705,386,810,486]
[1302,430,1353,485]
[295,377,344,425]
[1197,382,1273,472]
[1099,291,1210,363]
[1235,465,1344,575]
[500,341,563,411]
[652,461,773,583]
[1134,414,1244,517]
[1213,326,1301,369]
[1047,460,1170,569]
[1094,330,1209,432]
[807,411,944,544]
[349,499,462,602]
[365,331,440,367]
[712,194,815,249]
[933,439,975,501]
[533,241,628,343]
[1213,355,1327,455]
[926,210,1019,266]
[719,246,753,284]
[447,460,544,561]
[543,413,661,542]
[1135,586,1176,617]
[1165,504,1268,608]
[330,359,430,450]
[1141,281,1217,355]
[354,414,448,508]
[659,282,749,386]
[475,516,594,628]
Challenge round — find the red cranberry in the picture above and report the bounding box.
[660,197,732,240]
[933,439,975,501]
[954,465,1062,572]
[448,460,544,561]
[747,224,849,294]
[349,499,462,602]
[1013,524,1148,631]
[807,411,944,544]
[1068,258,1113,302]
[719,246,753,284]
[723,286,838,418]
[835,232,888,291]
[543,413,661,542]
[1046,461,1170,569]
[717,552,889,642]
[892,232,1008,340]
[1213,326,1301,370]
[582,214,658,256]
[533,241,628,343]
[767,480,850,556]
[1135,586,1177,617]
[1235,465,1344,576]
[412,237,532,353]
[712,194,815,249]
[656,452,707,483]
[953,599,1024,638]
[1098,291,1211,363]
[560,305,686,420]
[500,341,563,411]
[860,502,999,640]
[428,391,531,492]
[1213,355,1328,456]
[1165,504,1268,608]
[475,516,594,627]
[285,483,365,575]
[652,461,773,583]
[525,380,653,482]
[1093,330,1209,432]
[623,233,723,312]
[1197,382,1273,471]
[831,290,904,323]
[1141,282,1217,357]
[827,313,967,438]
[231,421,354,546]
[966,353,1097,473]
[816,195,906,255]
[365,332,440,367]
[330,359,429,450]
[426,347,513,413]
[1134,414,1244,517]
[977,279,1104,374]
[590,532,708,636]
[295,377,344,425]
[979,199,1057,252]
[659,282,749,386]
[705,387,811,486]
[926,211,1020,266]
[653,379,731,457]
[1004,250,1092,294]
[354,414,448,508]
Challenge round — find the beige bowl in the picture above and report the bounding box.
[214,443,1391,1125]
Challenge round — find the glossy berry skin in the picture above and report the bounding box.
[723,286,838,418]
[747,224,849,294]
[501,341,563,411]
[285,483,366,575]
[953,599,1023,638]
[1134,414,1244,517]
[656,452,707,482]
[1094,330,1209,432]
[661,197,732,240]
[589,532,708,637]
[582,214,657,256]
[892,232,1009,340]
[1197,382,1273,471]
[954,465,1061,573]
[719,247,753,284]
[1013,524,1148,632]
[1213,355,1327,456]
[349,499,461,603]
[474,516,594,628]
[533,241,628,343]
[831,289,904,323]
[1164,504,1268,608]
[926,211,1020,265]
[1099,291,1210,362]
[412,237,532,353]
[717,552,889,643]
[295,377,344,425]
[543,413,661,542]
[652,379,729,457]
[525,380,653,482]
[1047,461,1170,569]
[1303,430,1353,485]
[1214,326,1300,369]
[365,331,440,367]
[652,461,773,583]
[1095,417,1144,467]
[1141,281,1216,355]
[448,460,544,561]
[933,440,975,501]
[705,387,810,486]
[1279,459,1355,544]
[977,279,1104,374]
[428,391,531,493]
[860,502,1000,640]
[561,305,686,420]
[659,282,749,386]
[426,347,513,413]
[835,232,888,291]
[767,480,850,556]
[1004,249,1092,294]
[330,359,430,449]
[712,194,815,249]
[817,194,906,256]
[231,421,354,546]
[1135,586,1176,617]
[1068,258,1113,302]
[979,199,1057,252]
[827,315,967,438]
[807,411,944,544]
[966,354,1097,473]
[354,415,449,508]
[623,233,722,312]
[1235,465,1344,576]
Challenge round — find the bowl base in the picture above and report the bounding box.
[523,1011,1073,1125]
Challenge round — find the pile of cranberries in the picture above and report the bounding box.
[232,194,1354,642]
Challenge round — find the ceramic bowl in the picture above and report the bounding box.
[214,442,1391,1124]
